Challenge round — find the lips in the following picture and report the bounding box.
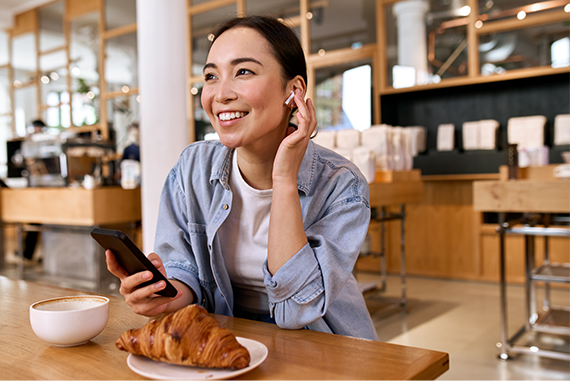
[218,111,248,121]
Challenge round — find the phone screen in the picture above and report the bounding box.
[91,228,177,297]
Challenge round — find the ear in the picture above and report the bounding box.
[285,76,307,109]
[289,75,306,98]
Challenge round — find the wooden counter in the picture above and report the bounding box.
[473,180,570,213]
[0,187,141,226]
[369,181,424,207]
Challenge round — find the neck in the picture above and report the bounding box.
[235,146,276,190]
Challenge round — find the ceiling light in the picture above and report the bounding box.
[459,6,471,16]
[41,75,50,84]
[190,87,198,95]
[306,12,313,20]
[86,91,95,99]
[318,49,325,56]
[71,67,81,76]
[136,95,141,103]
[517,10,526,20]
[475,20,483,28]
[13,80,22,88]
[50,72,59,80]
[565,3,570,12]
[122,86,130,93]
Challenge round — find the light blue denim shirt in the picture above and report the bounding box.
[154,139,379,341]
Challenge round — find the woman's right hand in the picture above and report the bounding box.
[105,249,191,317]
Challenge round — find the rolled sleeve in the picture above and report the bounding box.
[263,242,324,304]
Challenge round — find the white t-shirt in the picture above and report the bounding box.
[218,152,272,314]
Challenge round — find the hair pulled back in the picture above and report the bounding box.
[210,16,307,87]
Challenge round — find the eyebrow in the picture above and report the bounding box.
[203,57,263,73]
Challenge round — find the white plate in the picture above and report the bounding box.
[126,337,268,380]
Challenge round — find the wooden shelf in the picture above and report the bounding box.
[380,66,570,95]
[422,173,500,181]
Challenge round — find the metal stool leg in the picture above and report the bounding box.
[498,212,511,360]
[399,204,407,313]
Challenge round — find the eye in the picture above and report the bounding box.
[204,73,217,81]
[236,68,254,76]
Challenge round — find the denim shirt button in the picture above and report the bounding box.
[208,244,212,251]
[223,204,229,210]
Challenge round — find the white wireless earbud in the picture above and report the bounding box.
[284,90,295,106]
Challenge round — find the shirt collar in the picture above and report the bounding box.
[209,140,316,195]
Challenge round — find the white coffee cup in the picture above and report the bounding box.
[30,295,109,347]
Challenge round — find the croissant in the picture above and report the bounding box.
[116,304,250,369]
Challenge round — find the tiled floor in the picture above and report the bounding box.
[357,272,570,380]
[1,254,569,380]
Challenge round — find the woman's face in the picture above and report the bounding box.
[201,27,292,151]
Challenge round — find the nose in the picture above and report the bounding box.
[214,77,237,104]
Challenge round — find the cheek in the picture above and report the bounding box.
[244,85,285,113]
[200,90,212,114]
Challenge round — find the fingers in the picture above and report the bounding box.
[121,273,184,317]
[293,90,317,137]
[147,252,166,276]
[105,250,129,280]
[107,250,182,317]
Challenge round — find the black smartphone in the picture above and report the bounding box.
[91,227,177,297]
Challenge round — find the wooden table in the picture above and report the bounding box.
[0,276,449,380]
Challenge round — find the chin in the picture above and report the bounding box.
[217,135,242,149]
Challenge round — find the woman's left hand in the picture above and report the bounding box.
[272,89,317,184]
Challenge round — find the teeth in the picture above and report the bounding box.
[219,112,247,121]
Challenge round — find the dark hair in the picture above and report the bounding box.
[210,16,307,88]
[32,119,46,127]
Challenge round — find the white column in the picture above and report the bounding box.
[393,0,430,85]
[137,0,188,252]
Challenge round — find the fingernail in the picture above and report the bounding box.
[143,272,152,280]
[155,281,165,289]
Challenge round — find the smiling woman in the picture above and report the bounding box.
[105,16,379,341]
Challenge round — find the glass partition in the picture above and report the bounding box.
[106,95,140,153]
[39,50,68,127]
[105,32,138,93]
[310,0,376,54]
[0,66,12,177]
[105,0,137,30]
[12,33,36,84]
[385,0,471,88]
[14,86,37,137]
[0,67,10,116]
[0,30,9,66]
[38,1,65,52]
[70,12,100,127]
[314,59,372,131]
[478,0,567,21]
[479,22,570,74]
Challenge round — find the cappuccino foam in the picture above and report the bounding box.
[33,297,107,311]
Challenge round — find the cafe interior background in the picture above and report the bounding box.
[0,0,569,379]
